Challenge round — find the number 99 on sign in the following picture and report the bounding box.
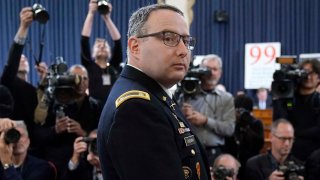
[249,45,277,65]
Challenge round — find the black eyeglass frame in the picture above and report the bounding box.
[137,31,196,50]
[272,133,295,143]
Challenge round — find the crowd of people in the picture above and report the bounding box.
[0,2,320,180]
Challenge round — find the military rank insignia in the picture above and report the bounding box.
[115,90,150,108]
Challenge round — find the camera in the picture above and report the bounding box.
[213,165,234,180]
[46,57,81,105]
[32,3,49,24]
[236,108,252,128]
[176,64,211,98]
[82,137,97,155]
[279,160,304,180]
[97,0,110,14]
[272,56,308,99]
[4,128,21,144]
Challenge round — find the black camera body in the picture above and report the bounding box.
[4,128,21,144]
[97,0,110,14]
[82,137,97,155]
[177,65,211,98]
[32,3,49,24]
[236,108,253,129]
[272,56,308,99]
[46,57,81,105]
[279,161,304,180]
[213,165,234,180]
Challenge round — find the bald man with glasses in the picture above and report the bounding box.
[245,119,304,180]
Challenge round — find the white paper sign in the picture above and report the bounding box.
[244,42,281,89]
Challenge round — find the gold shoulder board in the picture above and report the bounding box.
[115,90,150,108]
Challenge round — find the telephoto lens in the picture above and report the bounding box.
[97,0,109,14]
[4,128,21,144]
[32,3,49,24]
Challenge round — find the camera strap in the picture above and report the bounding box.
[36,25,46,66]
[27,24,46,66]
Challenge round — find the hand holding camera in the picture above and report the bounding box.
[0,119,19,165]
[67,119,86,136]
[278,161,305,180]
[55,115,69,134]
[71,136,97,165]
[0,132,14,165]
[0,118,20,144]
[19,7,34,29]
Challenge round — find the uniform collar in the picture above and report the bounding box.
[121,65,171,100]
[126,64,173,99]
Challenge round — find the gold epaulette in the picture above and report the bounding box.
[115,90,150,108]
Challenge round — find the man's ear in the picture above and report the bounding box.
[128,37,140,58]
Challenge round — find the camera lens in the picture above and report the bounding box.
[4,128,21,144]
[97,0,109,14]
[32,3,50,24]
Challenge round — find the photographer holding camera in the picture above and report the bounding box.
[245,119,304,180]
[81,0,122,103]
[212,154,240,180]
[273,59,320,162]
[0,119,56,180]
[181,54,235,165]
[0,6,49,152]
[224,94,264,179]
[33,64,102,178]
[61,129,101,180]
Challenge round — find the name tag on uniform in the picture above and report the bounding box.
[184,135,196,147]
[102,74,111,85]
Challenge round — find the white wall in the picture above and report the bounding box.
[158,0,195,26]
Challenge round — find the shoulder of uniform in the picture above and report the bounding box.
[115,90,150,108]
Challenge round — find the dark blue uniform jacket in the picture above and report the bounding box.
[98,65,210,180]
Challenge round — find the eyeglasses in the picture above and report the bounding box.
[137,31,196,51]
[273,133,295,143]
[18,70,28,75]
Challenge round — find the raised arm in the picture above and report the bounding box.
[1,7,33,85]
[81,0,97,37]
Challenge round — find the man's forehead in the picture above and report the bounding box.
[146,9,188,33]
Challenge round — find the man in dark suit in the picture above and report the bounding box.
[0,119,56,180]
[97,4,210,180]
[253,88,272,109]
[245,119,304,180]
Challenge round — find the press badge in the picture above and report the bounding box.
[102,74,111,85]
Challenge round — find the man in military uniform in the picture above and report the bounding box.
[97,4,211,180]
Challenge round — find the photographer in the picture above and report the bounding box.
[273,59,320,162]
[212,154,240,180]
[181,54,235,165]
[0,7,41,148]
[245,119,304,180]
[224,94,264,179]
[61,129,101,180]
[0,120,56,180]
[81,0,122,103]
[33,64,102,178]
